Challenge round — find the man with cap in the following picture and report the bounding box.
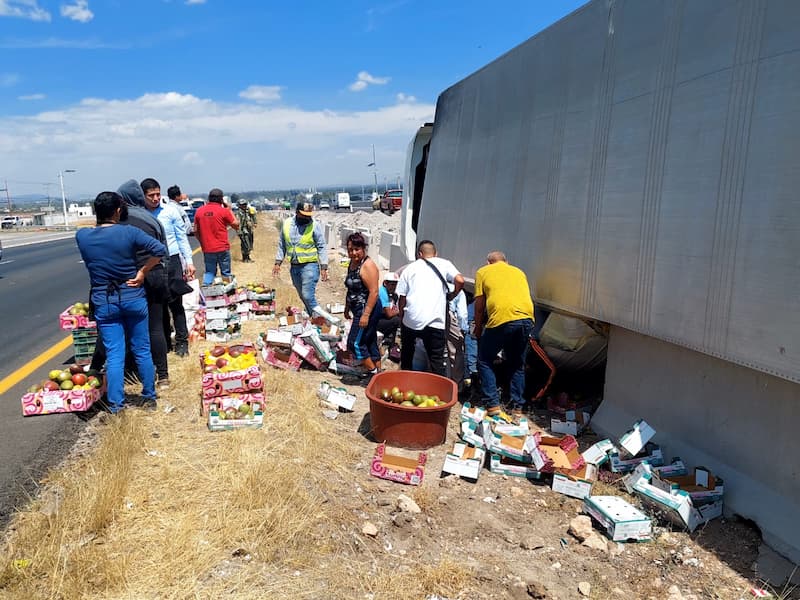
[194,188,239,284]
[377,271,401,355]
[272,202,328,314]
[236,197,256,263]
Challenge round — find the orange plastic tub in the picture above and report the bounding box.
[365,370,458,450]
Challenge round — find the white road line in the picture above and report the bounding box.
[0,260,14,265]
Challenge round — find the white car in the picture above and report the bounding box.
[319,202,331,210]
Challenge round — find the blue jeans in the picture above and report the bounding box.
[202,251,232,284]
[290,262,320,313]
[478,318,533,410]
[95,296,155,412]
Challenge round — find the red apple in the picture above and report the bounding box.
[210,345,226,357]
[71,373,87,386]
[43,380,60,391]
[215,357,228,369]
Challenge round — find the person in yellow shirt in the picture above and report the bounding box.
[473,250,534,419]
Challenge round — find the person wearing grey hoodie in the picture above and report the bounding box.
[89,180,171,391]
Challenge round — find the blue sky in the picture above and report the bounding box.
[0,0,586,198]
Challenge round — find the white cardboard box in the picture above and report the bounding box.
[551,410,591,436]
[583,495,652,542]
[551,464,597,500]
[618,419,656,456]
[266,329,293,348]
[460,420,487,449]
[459,402,486,424]
[493,418,530,437]
[609,444,664,473]
[488,453,543,480]
[442,443,485,480]
[581,439,617,466]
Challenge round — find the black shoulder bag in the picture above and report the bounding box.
[422,258,453,378]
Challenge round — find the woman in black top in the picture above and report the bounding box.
[343,232,381,382]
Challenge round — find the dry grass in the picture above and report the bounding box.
[0,219,473,600]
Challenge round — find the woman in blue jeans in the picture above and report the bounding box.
[76,192,167,412]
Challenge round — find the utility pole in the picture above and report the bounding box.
[59,169,76,229]
[369,144,378,195]
[1,179,10,212]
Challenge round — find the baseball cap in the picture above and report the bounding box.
[384,272,399,282]
[208,188,224,200]
[296,202,314,216]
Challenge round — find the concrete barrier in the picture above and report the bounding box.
[592,326,800,565]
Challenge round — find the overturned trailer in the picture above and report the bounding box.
[399,0,800,566]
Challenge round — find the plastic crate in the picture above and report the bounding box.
[72,327,98,343]
[72,328,98,365]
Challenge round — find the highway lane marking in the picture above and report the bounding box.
[0,260,14,265]
[0,245,203,393]
[0,335,73,395]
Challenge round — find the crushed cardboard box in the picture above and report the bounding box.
[317,381,356,411]
[624,463,723,532]
[581,439,617,466]
[532,434,585,474]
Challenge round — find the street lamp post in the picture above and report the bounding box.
[59,169,76,229]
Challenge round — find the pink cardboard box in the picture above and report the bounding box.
[22,387,102,416]
[59,305,96,331]
[200,392,265,416]
[262,346,303,371]
[369,443,426,486]
[201,364,263,399]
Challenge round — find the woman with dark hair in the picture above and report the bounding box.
[75,191,166,412]
[342,232,381,384]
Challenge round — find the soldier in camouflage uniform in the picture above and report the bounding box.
[237,198,255,262]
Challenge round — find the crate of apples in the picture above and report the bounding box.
[379,386,447,408]
[22,365,104,416]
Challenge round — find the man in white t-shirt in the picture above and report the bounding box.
[396,239,464,377]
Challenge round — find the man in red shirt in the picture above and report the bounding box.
[194,188,239,284]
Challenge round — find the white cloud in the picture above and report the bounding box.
[0,91,435,190]
[0,72,19,87]
[0,0,51,21]
[18,93,45,100]
[0,36,129,49]
[238,85,282,103]
[181,151,204,165]
[185,0,206,4]
[396,93,416,103]
[60,0,93,23]
[348,71,390,92]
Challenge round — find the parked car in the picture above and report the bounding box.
[318,202,331,210]
[380,189,403,214]
[181,199,206,234]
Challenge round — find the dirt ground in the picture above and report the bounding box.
[0,211,786,600]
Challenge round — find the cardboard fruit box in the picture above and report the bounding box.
[59,304,96,331]
[207,404,264,432]
[488,453,543,480]
[551,464,598,499]
[22,386,103,416]
[534,434,585,474]
[583,495,652,542]
[442,442,485,480]
[200,392,265,416]
[369,442,426,486]
[262,346,302,371]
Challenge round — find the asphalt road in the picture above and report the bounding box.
[0,234,202,527]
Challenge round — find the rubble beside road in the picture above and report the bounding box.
[0,214,779,600]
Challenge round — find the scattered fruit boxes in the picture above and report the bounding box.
[22,388,102,416]
[609,442,664,473]
[59,303,96,331]
[369,443,426,486]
